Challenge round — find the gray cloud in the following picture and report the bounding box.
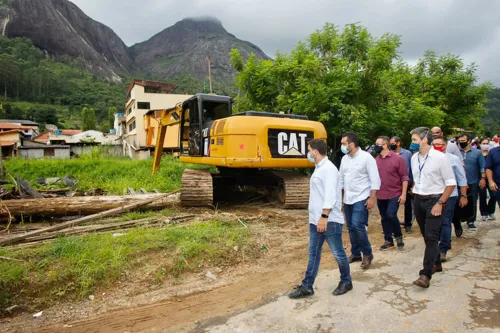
[72,0,500,85]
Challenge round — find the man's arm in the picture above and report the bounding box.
[432,156,457,216]
[479,152,486,189]
[454,161,468,207]
[398,157,409,203]
[365,155,380,210]
[317,167,337,232]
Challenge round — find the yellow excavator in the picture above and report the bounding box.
[148,93,327,208]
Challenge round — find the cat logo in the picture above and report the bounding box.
[268,129,314,158]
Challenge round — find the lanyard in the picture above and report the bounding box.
[417,153,429,184]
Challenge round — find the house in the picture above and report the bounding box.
[122,79,192,158]
[18,139,70,159]
[34,129,82,144]
[0,130,24,158]
[0,122,39,139]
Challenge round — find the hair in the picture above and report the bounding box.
[391,136,402,144]
[480,137,490,145]
[410,127,433,144]
[432,136,446,144]
[377,136,390,146]
[341,132,359,147]
[458,133,471,141]
[308,139,328,155]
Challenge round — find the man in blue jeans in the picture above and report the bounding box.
[289,139,352,299]
[339,132,381,269]
[432,137,468,262]
[486,146,500,208]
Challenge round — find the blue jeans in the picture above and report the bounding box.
[468,183,479,223]
[344,198,373,257]
[302,222,351,289]
[377,197,403,242]
[439,196,458,254]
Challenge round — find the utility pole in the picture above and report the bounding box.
[0,138,4,181]
[207,52,213,94]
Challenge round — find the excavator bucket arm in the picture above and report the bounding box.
[151,105,182,174]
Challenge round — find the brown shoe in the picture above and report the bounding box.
[360,254,374,269]
[413,275,430,288]
[432,265,443,274]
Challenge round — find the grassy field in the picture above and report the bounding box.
[0,219,253,308]
[3,156,212,194]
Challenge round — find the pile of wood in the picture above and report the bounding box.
[0,190,190,247]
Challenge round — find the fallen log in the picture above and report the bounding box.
[0,190,179,246]
[0,193,179,219]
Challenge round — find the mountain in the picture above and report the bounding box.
[130,17,270,89]
[1,0,134,82]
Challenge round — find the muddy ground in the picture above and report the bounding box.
[1,206,498,333]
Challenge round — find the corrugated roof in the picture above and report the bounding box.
[0,140,16,147]
[0,130,22,136]
[0,122,33,130]
[0,119,39,126]
[127,79,178,95]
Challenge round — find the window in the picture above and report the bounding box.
[201,101,230,122]
[144,86,163,94]
[128,120,136,132]
[127,108,133,115]
[44,148,55,157]
[137,102,150,109]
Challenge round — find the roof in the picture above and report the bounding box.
[0,130,23,136]
[58,130,82,136]
[0,140,16,147]
[127,79,178,95]
[19,145,70,149]
[0,119,39,126]
[34,132,49,143]
[0,122,34,130]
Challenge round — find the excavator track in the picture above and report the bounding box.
[180,169,213,207]
[270,170,310,209]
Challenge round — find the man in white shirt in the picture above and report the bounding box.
[339,132,381,270]
[410,127,457,288]
[289,139,352,299]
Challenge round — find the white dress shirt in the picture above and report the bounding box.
[411,148,457,195]
[446,141,464,163]
[309,157,344,225]
[339,149,381,205]
[446,153,467,197]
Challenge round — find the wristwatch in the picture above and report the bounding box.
[321,213,329,218]
[438,199,446,206]
[461,194,467,198]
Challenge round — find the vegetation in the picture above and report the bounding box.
[81,106,97,130]
[3,156,211,194]
[0,220,252,307]
[230,23,493,147]
[482,88,500,137]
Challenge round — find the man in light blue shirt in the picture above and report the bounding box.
[289,139,352,299]
[391,136,414,233]
[432,137,468,262]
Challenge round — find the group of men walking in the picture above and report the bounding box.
[289,126,500,298]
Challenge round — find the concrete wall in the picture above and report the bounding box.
[125,84,192,148]
[71,145,123,157]
[49,131,120,144]
[19,148,70,159]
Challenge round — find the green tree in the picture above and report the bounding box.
[88,108,97,130]
[482,88,500,136]
[33,106,59,126]
[81,107,89,130]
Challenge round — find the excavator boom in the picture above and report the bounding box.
[151,105,182,174]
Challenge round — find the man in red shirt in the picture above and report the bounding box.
[374,136,409,250]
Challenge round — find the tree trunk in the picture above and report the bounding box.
[0,193,179,219]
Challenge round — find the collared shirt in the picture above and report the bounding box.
[397,148,413,182]
[446,153,467,197]
[486,147,500,183]
[460,147,485,184]
[309,157,344,225]
[376,151,409,200]
[411,148,457,195]
[339,149,381,205]
[446,142,464,163]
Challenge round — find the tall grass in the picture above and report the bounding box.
[0,221,252,307]
[4,156,210,194]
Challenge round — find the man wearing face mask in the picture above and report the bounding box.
[374,136,409,250]
[339,132,381,270]
[390,136,414,233]
[288,139,352,299]
[431,127,463,163]
[457,133,486,230]
[409,127,456,288]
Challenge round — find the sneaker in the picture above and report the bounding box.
[332,281,353,296]
[482,216,488,222]
[455,226,463,237]
[396,236,404,249]
[489,214,496,220]
[348,255,362,263]
[405,226,413,234]
[468,223,477,231]
[380,241,394,251]
[440,252,447,262]
[360,254,374,269]
[288,285,314,299]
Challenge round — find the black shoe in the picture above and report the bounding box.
[455,226,463,237]
[332,281,353,296]
[396,236,404,249]
[348,255,362,263]
[405,226,413,234]
[468,223,477,231]
[440,252,447,262]
[380,241,394,251]
[288,285,314,299]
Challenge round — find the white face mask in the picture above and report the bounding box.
[480,144,490,151]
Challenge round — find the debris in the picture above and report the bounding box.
[139,188,148,194]
[62,175,78,190]
[127,188,136,195]
[205,271,217,280]
[85,188,105,196]
[88,295,95,301]
[32,311,43,318]
[63,324,73,328]
[0,190,179,246]
[45,177,61,185]
[17,177,44,199]
[0,256,25,262]
[5,305,19,314]
[112,233,125,237]
[233,246,239,252]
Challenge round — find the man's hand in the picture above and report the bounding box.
[317,217,328,232]
[365,197,375,210]
[490,181,498,192]
[431,203,443,216]
[479,178,486,190]
[459,197,468,208]
[398,194,407,204]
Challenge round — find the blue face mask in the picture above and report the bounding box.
[341,145,350,155]
[409,142,420,152]
[307,152,315,163]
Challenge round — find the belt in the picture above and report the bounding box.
[413,194,441,199]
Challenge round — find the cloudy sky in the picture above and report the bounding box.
[72,0,500,86]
